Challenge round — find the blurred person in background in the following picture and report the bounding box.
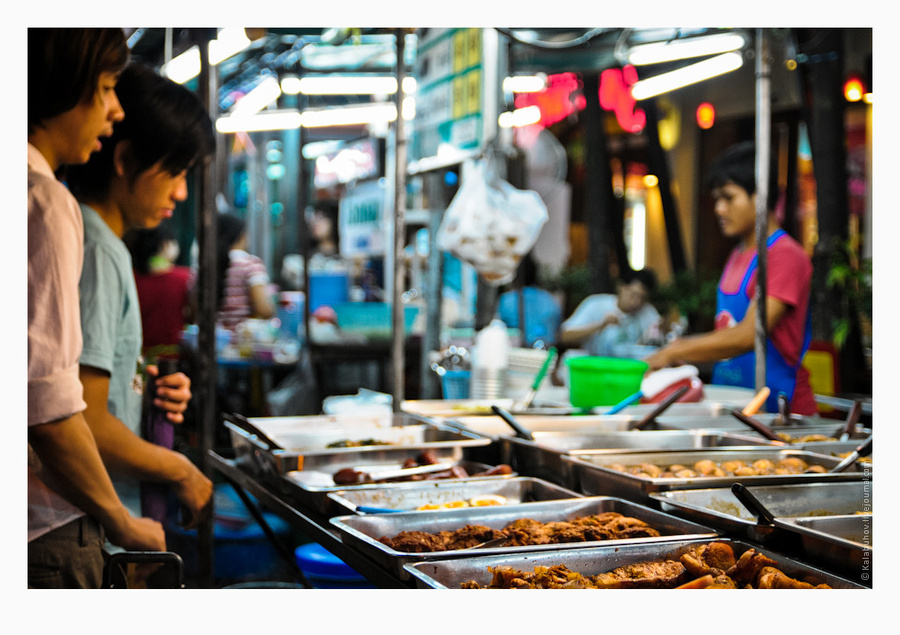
[213,212,276,331]
[644,142,815,415]
[65,63,215,535]
[559,268,661,357]
[28,28,165,588]
[125,222,192,365]
[497,255,562,348]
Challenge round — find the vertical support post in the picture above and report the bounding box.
[420,172,445,399]
[754,28,771,393]
[194,28,218,588]
[391,30,408,410]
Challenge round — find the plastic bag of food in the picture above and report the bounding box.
[436,155,548,286]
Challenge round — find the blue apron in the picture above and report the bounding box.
[711,230,811,413]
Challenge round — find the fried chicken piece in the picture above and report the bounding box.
[725,548,779,586]
[694,459,719,476]
[679,541,737,577]
[707,574,738,589]
[756,566,831,589]
[775,457,809,472]
[721,460,748,473]
[751,459,776,473]
[804,464,828,473]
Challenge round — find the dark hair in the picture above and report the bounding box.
[125,224,176,276]
[216,213,247,308]
[621,267,657,294]
[66,63,216,201]
[704,141,779,211]
[28,28,130,135]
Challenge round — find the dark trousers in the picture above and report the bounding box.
[28,516,106,589]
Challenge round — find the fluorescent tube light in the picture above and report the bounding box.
[162,28,251,84]
[628,33,746,66]
[232,76,282,115]
[300,103,397,128]
[498,105,542,128]
[280,75,302,95]
[216,110,302,133]
[296,75,417,95]
[502,74,547,93]
[631,52,744,100]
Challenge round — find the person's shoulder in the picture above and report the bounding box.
[771,231,811,264]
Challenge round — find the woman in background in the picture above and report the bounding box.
[215,212,276,331]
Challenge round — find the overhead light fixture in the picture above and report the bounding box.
[631,52,744,100]
[300,103,398,128]
[503,74,547,93]
[232,76,282,115]
[294,75,417,95]
[162,28,251,84]
[498,105,542,128]
[280,75,302,95]
[216,109,302,133]
[627,32,746,66]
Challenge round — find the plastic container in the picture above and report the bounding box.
[309,272,349,311]
[470,320,509,400]
[566,356,648,408]
[441,370,471,399]
[294,543,377,589]
[334,303,419,337]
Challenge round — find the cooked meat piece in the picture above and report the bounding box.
[608,463,628,472]
[460,580,483,589]
[725,548,779,586]
[776,457,809,472]
[418,450,440,465]
[473,464,513,476]
[604,516,660,539]
[694,459,719,476]
[733,466,758,477]
[804,464,828,473]
[674,469,699,478]
[676,574,715,589]
[379,530,449,552]
[721,460,748,473]
[445,524,504,550]
[591,560,689,589]
[401,457,418,469]
[577,512,624,526]
[756,566,830,589]
[637,463,663,478]
[333,468,371,485]
[489,566,532,589]
[679,542,736,577]
[501,517,547,546]
[668,464,689,473]
[542,522,614,543]
[751,459,776,473]
[707,574,738,589]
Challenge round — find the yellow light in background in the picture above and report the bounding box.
[844,77,865,102]
[498,106,542,128]
[643,174,659,188]
[696,102,716,129]
[628,201,647,271]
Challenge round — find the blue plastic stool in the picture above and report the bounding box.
[294,543,377,589]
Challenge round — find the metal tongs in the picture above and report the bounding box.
[731,482,776,525]
[730,409,784,442]
[829,435,873,473]
[631,385,689,431]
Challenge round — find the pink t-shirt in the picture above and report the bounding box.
[217,249,270,331]
[717,232,816,414]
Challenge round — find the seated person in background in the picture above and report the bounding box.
[559,268,661,357]
[497,255,562,348]
[125,223,192,364]
[644,141,815,415]
[215,212,275,331]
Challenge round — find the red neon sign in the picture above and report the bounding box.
[513,72,583,128]
[599,65,646,133]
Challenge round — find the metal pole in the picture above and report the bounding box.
[194,27,218,588]
[391,30,408,410]
[754,28,771,394]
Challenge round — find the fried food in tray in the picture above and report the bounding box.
[461,541,832,589]
[379,511,661,553]
[610,456,828,479]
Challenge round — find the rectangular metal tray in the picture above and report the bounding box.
[224,411,491,477]
[649,481,873,544]
[282,459,512,515]
[443,414,665,439]
[774,515,873,585]
[565,448,870,504]
[502,429,778,489]
[329,496,718,580]
[656,413,864,433]
[326,476,581,515]
[402,538,866,589]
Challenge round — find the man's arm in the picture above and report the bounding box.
[80,365,213,529]
[645,296,789,371]
[28,413,166,551]
[559,313,620,347]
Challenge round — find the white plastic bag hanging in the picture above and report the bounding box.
[436,153,548,286]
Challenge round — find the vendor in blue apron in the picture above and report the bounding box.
[645,142,816,415]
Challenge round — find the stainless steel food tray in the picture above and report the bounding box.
[443,414,665,439]
[224,411,491,478]
[329,496,718,580]
[799,440,875,466]
[649,481,873,544]
[656,413,865,433]
[326,476,581,515]
[565,448,870,503]
[773,514,872,584]
[282,459,512,515]
[502,429,778,489]
[402,537,865,589]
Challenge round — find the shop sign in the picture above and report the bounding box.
[338,179,387,258]
[412,28,493,161]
